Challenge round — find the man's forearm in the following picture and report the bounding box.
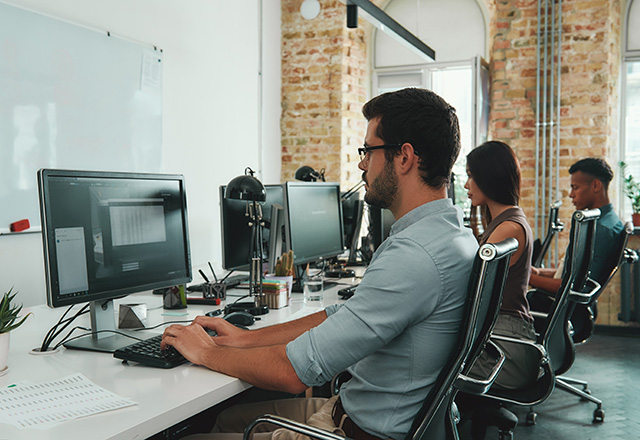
[238,310,328,348]
[203,344,308,394]
[529,273,561,294]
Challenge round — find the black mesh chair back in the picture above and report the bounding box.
[571,221,635,344]
[532,201,564,267]
[538,209,600,376]
[469,209,601,435]
[591,221,634,295]
[407,238,518,440]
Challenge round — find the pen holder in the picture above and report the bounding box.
[206,282,226,300]
[163,285,187,309]
[263,274,293,307]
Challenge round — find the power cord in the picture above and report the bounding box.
[46,318,195,351]
[39,304,90,352]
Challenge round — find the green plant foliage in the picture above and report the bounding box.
[0,288,30,333]
[621,162,640,214]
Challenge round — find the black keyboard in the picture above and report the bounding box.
[114,330,220,368]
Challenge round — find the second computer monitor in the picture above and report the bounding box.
[283,182,344,265]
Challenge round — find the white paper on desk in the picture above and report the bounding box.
[0,373,137,430]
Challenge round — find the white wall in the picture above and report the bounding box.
[0,0,282,306]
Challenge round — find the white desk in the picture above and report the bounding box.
[0,283,353,440]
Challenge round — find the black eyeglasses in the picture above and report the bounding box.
[358,144,403,162]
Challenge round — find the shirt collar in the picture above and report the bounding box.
[389,198,454,236]
[599,203,613,215]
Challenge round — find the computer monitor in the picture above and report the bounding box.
[341,194,364,263]
[219,184,284,271]
[368,206,395,251]
[282,181,345,268]
[38,169,192,352]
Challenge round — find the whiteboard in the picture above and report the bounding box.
[0,2,163,233]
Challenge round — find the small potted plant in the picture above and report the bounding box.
[0,288,31,373]
[621,162,640,226]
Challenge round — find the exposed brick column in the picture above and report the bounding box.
[488,0,625,326]
[281,0,367,187]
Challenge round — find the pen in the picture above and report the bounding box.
[208,262,218,282]
[198,269,210,283]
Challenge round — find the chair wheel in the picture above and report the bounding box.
[526,411,537,425]
[593,408,604,423]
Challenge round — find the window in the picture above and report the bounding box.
[374,58,489,210]
[372,0,489,211]
[622,0,640,219]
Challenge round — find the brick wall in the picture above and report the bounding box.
[486,0,630,327]
[281,0,367,188]
[280,0,634,328]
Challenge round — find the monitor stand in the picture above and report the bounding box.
[63,299,143,353]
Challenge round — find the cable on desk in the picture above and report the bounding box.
[54,328,145,350]
[40,304,90,352]
[136,320,192,331]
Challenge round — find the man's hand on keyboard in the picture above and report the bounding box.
[191,316,249,348]
[161,322,219,366]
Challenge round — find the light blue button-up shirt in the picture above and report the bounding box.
[286,198,478,440]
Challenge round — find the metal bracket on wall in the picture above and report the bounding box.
[345,0,436,61]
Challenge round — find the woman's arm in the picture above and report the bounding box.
[484,221,526,267]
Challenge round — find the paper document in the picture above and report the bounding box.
[0,373,137,430]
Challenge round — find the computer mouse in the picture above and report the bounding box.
[224,311,255,327]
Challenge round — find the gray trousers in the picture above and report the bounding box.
[184,395,344,440]
[468,313,538,390]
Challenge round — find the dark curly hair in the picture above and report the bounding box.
[362,88,460,189]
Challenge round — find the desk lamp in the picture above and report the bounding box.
[225,167,269,315]
[294,165,325,182]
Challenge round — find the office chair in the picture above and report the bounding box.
[531,200,564,268]
[468,209,601,439]
[242,239,519,440]
[569,221,637,345]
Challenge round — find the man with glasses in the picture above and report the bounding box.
[162,88,477,440]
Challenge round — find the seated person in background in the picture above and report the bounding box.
[461,141,538,390]
[161,88,478,440]
[528,158,623,297]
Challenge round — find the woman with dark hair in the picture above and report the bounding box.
[463,140,538,390]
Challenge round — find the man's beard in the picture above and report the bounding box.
[363,160,398,209]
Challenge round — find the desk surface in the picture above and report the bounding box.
[0,281,355,440]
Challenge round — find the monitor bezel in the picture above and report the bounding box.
[38,168,192,309]
[282,181,345,266]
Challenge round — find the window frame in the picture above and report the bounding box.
[620,0,640,219]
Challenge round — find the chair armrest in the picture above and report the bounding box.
[530,310,548,321]
[489,334,547,357]
[454,340,505,395]
[625,248,638,264]
[568,278,601,304]
[330,371,352,396]
[243,414,350,440]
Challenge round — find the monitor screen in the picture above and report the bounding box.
[219,184,284,271]
[283,182,344,265]
[341,194,364,262]
[38,169,191,351]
